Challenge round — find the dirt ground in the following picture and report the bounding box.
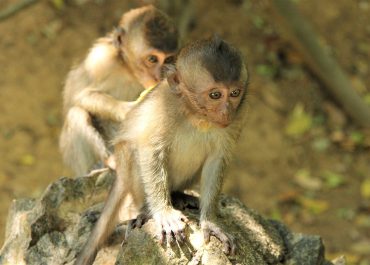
[0,0,369,263]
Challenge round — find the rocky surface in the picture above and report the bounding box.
[0,172,344,265]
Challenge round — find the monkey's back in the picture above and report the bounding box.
[62,39,144,116]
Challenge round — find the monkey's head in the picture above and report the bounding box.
[168,37,248,128]
[115,5,178,89]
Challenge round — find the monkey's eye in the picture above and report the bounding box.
[209,91,222,99]
[147,55,158,64]
[164,56,175,64]
[230,89,241,97]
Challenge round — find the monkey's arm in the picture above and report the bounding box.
[140,143,188,244]
[200,154,235,254]
[75,89,135,122]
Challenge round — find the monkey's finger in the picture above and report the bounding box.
[180,215,189,224]
[203,228,211,244]
[159,230,166,245]
[174,229,184,244]
[166,230,174,246]
[180,229,186,241]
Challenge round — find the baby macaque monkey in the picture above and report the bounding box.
[60,5,178,176]
[74,36,249,265]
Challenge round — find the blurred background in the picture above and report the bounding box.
[0,0,369,263]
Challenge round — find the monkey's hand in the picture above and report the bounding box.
[153,207,188,245]
[104,154,116,170]
[116,101,135,121]
[201,220,236,255]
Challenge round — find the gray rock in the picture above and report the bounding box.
[0,172,342,265]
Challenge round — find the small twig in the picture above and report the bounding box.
[271,0,370,127]
[0,0,38,21]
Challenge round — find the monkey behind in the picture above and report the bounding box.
[60,5,178,176]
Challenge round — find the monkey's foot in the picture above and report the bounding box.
[171,192,199,210]
[124,212,150,241]
[153,208,189,245]
[201,220,236,255]
[104,154,116,170]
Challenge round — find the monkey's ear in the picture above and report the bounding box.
[113,27,126,48]
[167,71,181,94]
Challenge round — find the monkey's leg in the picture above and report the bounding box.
[60,106,110,176]
[140,153,189,245]
[74,142,132,265]
[200,155,236,255]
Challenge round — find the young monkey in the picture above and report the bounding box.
[60,5,178,176]
[74,37,249,265]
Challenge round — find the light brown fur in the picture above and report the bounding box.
[60,6,178,176]
[74,37,248,265]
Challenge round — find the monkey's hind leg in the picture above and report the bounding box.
[60,106,110,176]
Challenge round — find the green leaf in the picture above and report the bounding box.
[256,64,276,78]
[312,137,330,152]
[285,103,313,137]
[361,178,370,199]
[349,131,364,145]
[321,171,345,188]
[52,0,65,10]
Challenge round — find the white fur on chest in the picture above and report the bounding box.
[168,123,222,190]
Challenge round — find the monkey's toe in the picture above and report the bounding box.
[201,220,236,255]
[125,212,150,241]
[154,208,188,246]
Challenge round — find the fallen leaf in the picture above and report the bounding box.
[321,171,346,189]
[312,137,330,152]
[20,154,36,166]
[298,197,329,215]
[328,253,360,265]
[269,207,282,221]
[277,190,300,203]
[294,169,322,191]
[364,93,370,105]
[52,0,65,10]
[349,131,365,145]
[285,103,313,137]
[256,64,276,78]
[355,214,370,228]
[336,208,355,221]
[361,178,370,199]
[252,15,265,29]
[330,130,345,143]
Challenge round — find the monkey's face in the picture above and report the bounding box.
[124,35,176,89]
[178,70,246,128]
[193,83,245,128]
[139,50,176,88]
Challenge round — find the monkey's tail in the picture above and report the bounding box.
[60,107,109,176]
[74,142,133,265]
